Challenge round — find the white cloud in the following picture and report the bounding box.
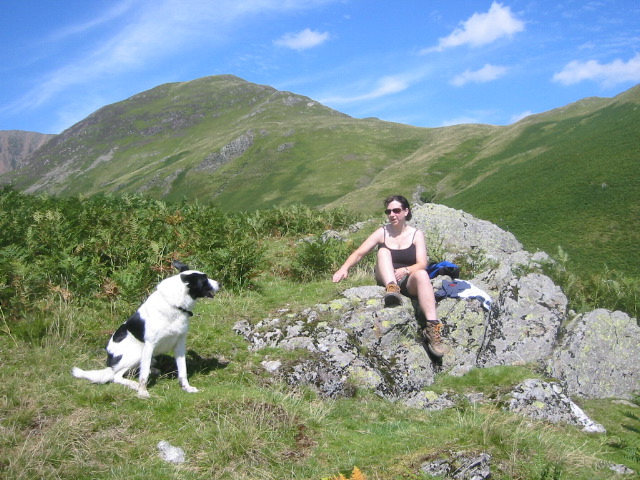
[274,28,330,51]
[451,64,508,86]
[510,110,533,123]
[552,53,640,86]
[425,2,524,53]
[321,75,411,104]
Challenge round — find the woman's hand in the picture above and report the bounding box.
[394,267,410,283]
[332,268,349,283]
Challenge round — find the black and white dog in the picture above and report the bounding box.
[72,261,219,398]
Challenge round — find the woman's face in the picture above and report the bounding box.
[385,200,407,223]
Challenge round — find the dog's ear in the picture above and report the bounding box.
[172,260,190,272]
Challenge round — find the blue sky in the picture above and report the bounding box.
[1,0,639,134]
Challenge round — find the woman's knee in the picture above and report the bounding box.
[408,269,433,292]
[377,247,392,262]
[412,268,430,282]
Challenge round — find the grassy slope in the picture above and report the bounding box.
[441,98,640,274]
[2,272,638,480]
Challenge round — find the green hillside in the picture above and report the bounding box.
[6,75,441,209]
[444,95,640,273]
[3,75,639,279]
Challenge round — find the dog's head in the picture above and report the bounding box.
[180,272,219,299]
[173,261,220,299]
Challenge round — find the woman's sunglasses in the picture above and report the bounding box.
[384,208,404,215]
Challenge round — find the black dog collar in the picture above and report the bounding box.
[176,306,193,317]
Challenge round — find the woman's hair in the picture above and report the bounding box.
[383,195,412,221]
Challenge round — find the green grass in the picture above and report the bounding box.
[0,182,637,479]
[2,281,639,480]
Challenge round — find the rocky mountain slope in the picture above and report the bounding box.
[0,130,55,174]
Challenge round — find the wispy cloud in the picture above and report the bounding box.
[320,75,413,104]
[552,53,640,87]
[274,28,330,51]
[6,0,338,115]
[46,0,136,42]
[451,64,508,86]
[441,115,481,127]
[510,110,533,124]
[424,2,524,53]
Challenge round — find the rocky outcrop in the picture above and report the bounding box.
[477,273,567,368]
[234,203,640,412]
[195,131,255,172]
[235,285,437,399]
[411,203,523,264]
[546,309,640,399]
[507,379,606,433]
[421,452,492,479]
[0,130,55,174]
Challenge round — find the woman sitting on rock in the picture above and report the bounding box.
[332,194,444,357]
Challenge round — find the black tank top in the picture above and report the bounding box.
[379,228,417,269]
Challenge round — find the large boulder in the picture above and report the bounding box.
[234,203,640,403]
[477,273,567,367]
[234,276,569,402]
[410,203,522,264]
[235,286,436,399]
[545,309,640,399]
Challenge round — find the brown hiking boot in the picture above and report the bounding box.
[422,321,445,357]
[383,283,403,307]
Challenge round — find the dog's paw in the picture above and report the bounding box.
[182,385,199,393]
[137,389,151,399]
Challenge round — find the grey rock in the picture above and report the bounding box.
[609,463,635,475]
[235,294,436,399]
[507,379,606,433]
[195,131,254,172]
[261,360,282,373]
[433,296,487,371]
[157,440,185,464]
[411,203,522,263]
[546,309,640,399]
[421,452,491,479]
[478,273,567,367]
[402,390,457,411]
[234,202,640,409]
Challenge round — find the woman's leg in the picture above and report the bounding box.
[407,269,444,356]
[376,248,403,307]
[375,247,396,285]
[406,269,437,319]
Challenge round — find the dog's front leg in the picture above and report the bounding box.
[137,343,154,398]
[175,336,198,393]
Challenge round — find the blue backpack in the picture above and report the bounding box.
[427,261,460,279]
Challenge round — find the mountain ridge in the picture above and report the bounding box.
[2,75,639,277]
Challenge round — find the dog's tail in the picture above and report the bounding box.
[72,366,114,384]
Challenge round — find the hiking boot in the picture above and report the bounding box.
[422,321,445,357]
[383,283,403,307]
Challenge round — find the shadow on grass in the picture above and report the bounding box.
[150,350,230,381]
[622,412,640,435]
